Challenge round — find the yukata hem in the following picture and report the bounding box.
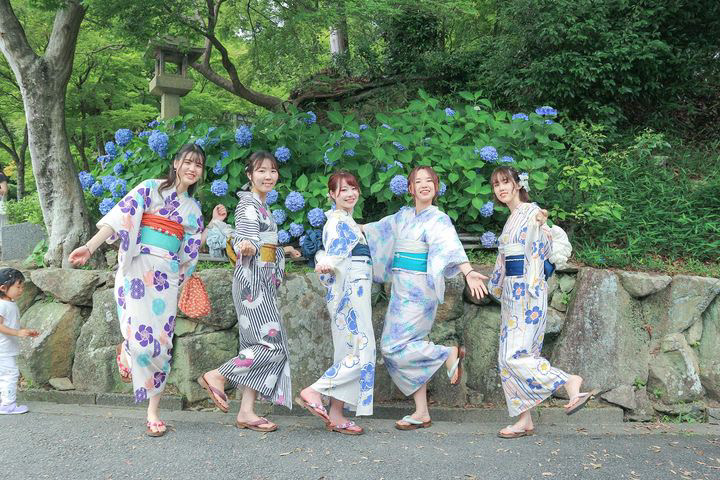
[218,373,291,408]
[507,377,567,417]
[310,386,374,416]
[398,353,451,397]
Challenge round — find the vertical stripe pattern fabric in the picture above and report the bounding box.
[216,191,292,409]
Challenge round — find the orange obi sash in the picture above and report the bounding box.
[141,214,184,241]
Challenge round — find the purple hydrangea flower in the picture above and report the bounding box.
[307,208,326,227]
[114,128,133,147]
[148,130,168,157]
[105,141,117,157]
[274,146,291,163]
[284,191,305,212]
[289,222,304,238]
[98,198,116,215]
[477,146,498,163]
[235,125,252,147]
[480,201,494,217]
[278,230,290,244]
[148,120,159,128]
[266,189,278,205]
[210,179,228,197]
[304,111,317,125]
[213,160,225,175]
[535,106,558,116]
[481,231,497,248]
[272,209,287,225]
[389,175,408,196]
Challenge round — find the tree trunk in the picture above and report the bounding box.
[16,125,27,199]
[0,0,89,266]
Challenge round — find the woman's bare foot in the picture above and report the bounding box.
[236,411,276,430]
[202,370,229,411]
[146,413,167,434]
[445,346,460,384]
[395,410,431,428]
[498,411,534,436]
[563,375,584,409]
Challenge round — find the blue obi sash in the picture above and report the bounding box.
[392,252,428,272]
[351,243,371,258]
[505,254,555,280]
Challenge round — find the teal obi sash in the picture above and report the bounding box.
[392,251,428,272]
[140,226,182,253]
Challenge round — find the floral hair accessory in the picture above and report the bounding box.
[518,172,530,192]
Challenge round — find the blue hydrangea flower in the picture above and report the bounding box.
[138,130,152,138]
[221,150,229,158]
[445,107,456,116]
[194,137,206,148]
[148,130,168,157]
[99,198,116,215]
[78,171,94,190]
[289,222,304,238]
[213,160,225,175]
[500,156,514,163]
[323,147,336,166]
[512,113,529,121]
[101,175,117,191]
[535,106,558,116]
[380,160,403,172]
[477,146,498,163]
[343,131,360,139]
[235,125,253,147]
[307,208,326,227]
[124,151,134,160]
[105,141,117,157]
[278,230,290,244]
[480,201,494,217]
[344,149,355,157]
[390,175,408,196]
[210,179,228,197]
[112,178,127,198]
[90,181,104,197]
[266,189,278,205]
[438,181,447,196]
[392,141,406,151]
[148,120,159,128]
[299,234,306,247]
[545,119,554,124]
[382,124,394,130]
[285,191,305,212]
[272,209,287,225]
[114,128,133,147]
[274,146,291,163]
[481,231,497,248]
[359,124,369,130]
[113,163,124,175]
[304,111,317,125]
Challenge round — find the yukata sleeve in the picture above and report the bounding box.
[177,199,203,287]
[489,251,506,301]
[525,205,551,298]
[363,212,397,284]
[231,196,261,258]
[425,212,469,303]
[96,179,152,275]
[315,216,358,271]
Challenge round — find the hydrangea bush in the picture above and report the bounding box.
[81,91,566,245]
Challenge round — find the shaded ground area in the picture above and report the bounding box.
[1,403,718,479]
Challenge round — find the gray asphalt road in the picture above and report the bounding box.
[1,403,719,480]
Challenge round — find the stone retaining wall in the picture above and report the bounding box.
[10,265,720,421]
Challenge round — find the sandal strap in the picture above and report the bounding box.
[335,421,356,429]
[146,421,165,427]
[400,415,425,425]
[246,417,273,427]
[306,402,327,413]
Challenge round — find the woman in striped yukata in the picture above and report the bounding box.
[199,151,300,433]
[363,166,488,430]
[488,166,594,439]
[296,172,375,435]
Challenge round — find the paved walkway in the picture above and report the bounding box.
[2,402,718,479]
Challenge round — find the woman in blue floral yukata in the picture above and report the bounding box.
[363,166,488,430]
[69,144,225,437]
[488,166,595,439]
[296,172,375,435]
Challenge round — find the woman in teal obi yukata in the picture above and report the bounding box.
[363,166,488,430]
[489,166,595,439]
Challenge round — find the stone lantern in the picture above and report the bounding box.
[147,37,204,119]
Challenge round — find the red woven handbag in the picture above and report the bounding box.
[178,275,211,318]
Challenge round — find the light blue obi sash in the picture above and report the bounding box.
[139,227,182,253]
[392,239,429,272]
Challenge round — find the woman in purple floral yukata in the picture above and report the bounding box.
[69,144,225,437]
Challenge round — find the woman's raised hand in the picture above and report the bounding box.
[68,245,92,267]
[465,271,489,299]
[212,204,227,223]
[314,263,333,274]
[536,209,549,225]
[237,240,257,256]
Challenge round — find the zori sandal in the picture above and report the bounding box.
[197,374,229,413]
[395,415,432,431]
[115,343,132,383]
[326,420,364,435]
[446,346,466,385]
[235,417,277,432]
[295,396,330,424]
[146,421,167,437]
[565,389,598,415]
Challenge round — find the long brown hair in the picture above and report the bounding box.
[159,144,205,195]
[328,171,361,198]
[490,166,530,203]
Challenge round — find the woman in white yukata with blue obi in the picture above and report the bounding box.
[296,172,374,435]
[363,166,488,430]
[488,166,595,439]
